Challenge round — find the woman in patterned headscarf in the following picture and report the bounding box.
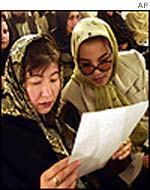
[59,17,149,188]
[1,33,84,189]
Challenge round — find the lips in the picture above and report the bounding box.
[39,101,53,108]
[93,76,105,84]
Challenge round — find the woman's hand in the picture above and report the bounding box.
[40,157,80,189]
[112,137,132,160]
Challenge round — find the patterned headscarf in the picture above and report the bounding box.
[71,17,130,110]
[2,34,74,158]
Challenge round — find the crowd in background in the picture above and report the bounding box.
[1,11,149,90]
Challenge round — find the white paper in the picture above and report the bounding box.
[70,101,148,177]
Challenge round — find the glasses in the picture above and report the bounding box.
[78,53,113,76]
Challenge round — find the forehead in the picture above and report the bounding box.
[79,37,111,55]
[82,36,110,47]
[2,20,8,28]
[68,11,80,16]
[28,62,59,74]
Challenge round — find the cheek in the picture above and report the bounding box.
[66,22,72,32]
[54,81,61,97]
[26,87,39,106]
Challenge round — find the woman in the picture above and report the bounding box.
[97,11,138,51]
[6,11,39,44]
[1,34,82,188]
[125,11,149,47]
[50,11,82,85]
[59,18,148,188]
[1,15,12,90]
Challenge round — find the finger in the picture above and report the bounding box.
[42,157,70,180]
[118,150,130,160]
[112,141,131,160]
[58,168,79,188]
[113,142,127,155]
[118,143,132,160]
[53,160,80,188]
[68,180,77,189]
[45,167,78,188]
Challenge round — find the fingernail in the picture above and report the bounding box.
[75,160,80,166]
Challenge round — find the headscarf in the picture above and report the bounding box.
[125,11,149,45]
[71,17,130,110]
[51,11,71,53]
[2,34,75,158]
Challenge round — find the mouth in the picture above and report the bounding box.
[2,40,8,43]
[93,76,105,84]
[38,101,53,108]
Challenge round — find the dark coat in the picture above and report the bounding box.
[97,11,138,50]
[2,115,59,188]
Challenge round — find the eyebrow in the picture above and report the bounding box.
[28,71,59,78]
[79,52,111,61]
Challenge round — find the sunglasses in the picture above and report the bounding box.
[78,53,113,76]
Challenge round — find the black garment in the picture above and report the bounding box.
[50,12,74,85]
[1,114,102,189]
[50,12,70,53]
[45,11,57,32]
[97,11,139,51]
[131,168,149,189]
[2,115,59,188]
[1,48,10,76]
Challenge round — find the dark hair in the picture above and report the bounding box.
[23,35,61,76]
[1,14,13,46]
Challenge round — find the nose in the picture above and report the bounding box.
[41,83,53,97]
[72,17,79,26]
[94,68,102,75]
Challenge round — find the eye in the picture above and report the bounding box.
[50,78,59,83]
[100,59,112,64]
[26,76,42,85]
[32,81,42,85]
[68,16,74,20]
[3,29,9,34]
[99,54,113,64]
[50,74,60,83]
[79,62,93,68]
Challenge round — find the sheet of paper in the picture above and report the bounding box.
[70,101,148,177]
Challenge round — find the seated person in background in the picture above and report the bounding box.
[6,11,39,44]
[124,11,149,70]
[97,11,139,51]
[33,11,56,34]
[124,11,149,48]
[1,15,12,91]
[58,18,149,189]
[50,11,82,85]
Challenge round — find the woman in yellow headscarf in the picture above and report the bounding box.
[59,17,148,188]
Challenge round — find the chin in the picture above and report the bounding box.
[37,107,52,115]
[92,81,107,87]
